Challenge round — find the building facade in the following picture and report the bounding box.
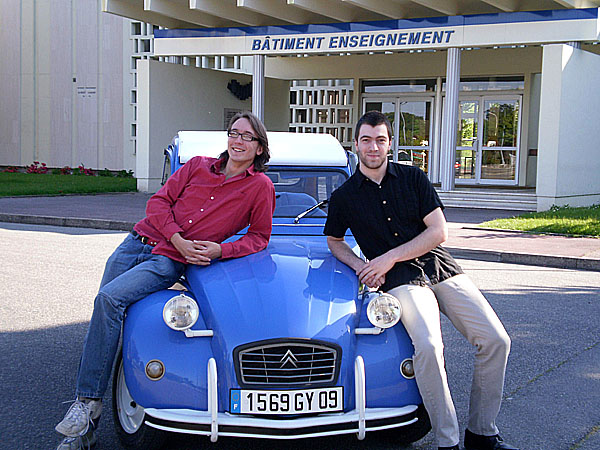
[148,4,600,211]
[150,4,600,211]
[2,1,599,211]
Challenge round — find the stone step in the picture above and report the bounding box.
[438,191,537,211]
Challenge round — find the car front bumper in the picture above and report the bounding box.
[142,356,421,441]
[144,405,420,440]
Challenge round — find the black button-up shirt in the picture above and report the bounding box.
[324,162,462,291]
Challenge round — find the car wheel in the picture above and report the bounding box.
[112,353,167,450]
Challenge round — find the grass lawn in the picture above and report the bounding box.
[480,205,600,237]
[0,172,137,196]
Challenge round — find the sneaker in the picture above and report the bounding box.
[55,399,102,437]
[56,428,97,450]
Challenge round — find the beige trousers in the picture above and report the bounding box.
[388,274,511,448]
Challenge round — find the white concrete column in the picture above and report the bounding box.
[20,0,36,165]
[252,55,265,121]
[431,76,443,183]
[537,44,600,210]
[439,47,461,191]
[136,59,152,192]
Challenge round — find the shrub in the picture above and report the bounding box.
[99,168,113,177]
[116,169,134,178]
[25,161,48,174]
[76,164,95,176]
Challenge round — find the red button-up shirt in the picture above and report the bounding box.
[134,156,275,264]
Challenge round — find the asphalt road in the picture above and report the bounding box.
[0,223,598,450]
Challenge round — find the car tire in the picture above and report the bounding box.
[112,352,167,450]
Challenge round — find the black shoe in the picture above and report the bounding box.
[439,446,459,450]
[464,429,520,450]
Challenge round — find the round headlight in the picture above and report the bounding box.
[162,293,199,331]
[366,293,402,329]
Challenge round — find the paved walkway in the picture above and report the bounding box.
[0,193,598,271]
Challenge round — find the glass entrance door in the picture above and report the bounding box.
[456,99,479,180]
[397,100,432,173]
[363,98,433,174]
[456,96,521,184]
[363,99,396,163]
[481,98,520,182]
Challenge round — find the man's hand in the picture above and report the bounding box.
[170,233,221,266]
[357,254,394,288]
[352,259,386,289]
[193,240,222,261]
[327,236,386,288]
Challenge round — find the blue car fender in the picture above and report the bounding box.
[122,289,214,410]
[355,298,422,408]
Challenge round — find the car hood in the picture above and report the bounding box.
[184,235,360,385]
[186,235,360,341]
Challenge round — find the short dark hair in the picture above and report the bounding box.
[354,110,393,142]
[218,111,270,172]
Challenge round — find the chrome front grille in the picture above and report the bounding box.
[235,340,340,388]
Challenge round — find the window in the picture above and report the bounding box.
[363,79,437,93]
[268,169,348,218]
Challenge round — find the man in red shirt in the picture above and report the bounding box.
[54,112,275,450]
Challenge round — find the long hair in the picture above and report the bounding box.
[218,111,270,172]
[354,110,393,142]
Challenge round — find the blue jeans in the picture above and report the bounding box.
[76,233,185,399]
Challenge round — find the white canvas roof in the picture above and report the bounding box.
[176,131,349,167]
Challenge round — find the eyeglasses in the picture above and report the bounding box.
[228,130,259,142]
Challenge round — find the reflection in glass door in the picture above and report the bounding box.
[456,100,478,180]
[481,99,520,181]
[397,101,432,173]
[363,98,433,174]
[364,100,395,160]
[455,96,521,184]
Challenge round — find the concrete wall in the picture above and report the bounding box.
[0,1,21,165]
[0,0,125,170]
[137,59,289,192]
[537,45,600,210]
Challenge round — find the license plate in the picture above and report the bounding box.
[230,387,343,415]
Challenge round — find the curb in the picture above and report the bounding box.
[2,213,599,272]
[0,213,134,232]
[447,247,600,272]
[463,225,600,240]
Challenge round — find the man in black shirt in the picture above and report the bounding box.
[324,111,518,450]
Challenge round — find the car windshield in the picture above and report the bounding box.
[266,168,348,219]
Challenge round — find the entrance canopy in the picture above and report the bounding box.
[153,8,600,56]
[103,1,600,31]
